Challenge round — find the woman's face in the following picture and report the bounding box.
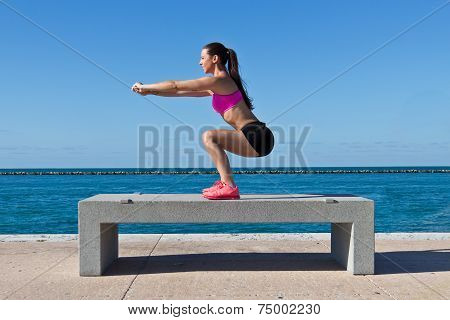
[199,49,215,74]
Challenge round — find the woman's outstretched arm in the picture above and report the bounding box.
[152,90,213,97]
[136,77,219,95]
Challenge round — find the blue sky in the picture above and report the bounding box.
[1,0,449,168]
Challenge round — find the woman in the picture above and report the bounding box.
[131,42,275,200]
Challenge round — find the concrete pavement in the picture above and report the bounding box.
[1,233,449,300]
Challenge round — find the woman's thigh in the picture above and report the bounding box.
[203,129,260,157]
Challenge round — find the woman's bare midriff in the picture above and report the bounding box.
[221,100,259,131]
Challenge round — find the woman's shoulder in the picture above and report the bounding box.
[211,76,239,95]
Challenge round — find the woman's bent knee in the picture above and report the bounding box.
[202,130,216,145]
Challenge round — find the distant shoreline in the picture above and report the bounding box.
[1,167,450,175]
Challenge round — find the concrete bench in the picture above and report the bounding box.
[78,194,375,276]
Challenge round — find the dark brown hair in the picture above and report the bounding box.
[202,42,254,110]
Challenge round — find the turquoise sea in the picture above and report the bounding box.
[0,167,449,234]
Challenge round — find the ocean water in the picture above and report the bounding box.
[0,167,449,234]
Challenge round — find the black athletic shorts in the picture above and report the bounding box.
[241,121,275,157]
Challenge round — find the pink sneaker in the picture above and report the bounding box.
[202,180,223,193]
[203,182,240,200]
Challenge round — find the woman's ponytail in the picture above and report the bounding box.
[226,48,254,110]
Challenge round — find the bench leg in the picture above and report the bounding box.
[331,222,374,275]
[79,223,118,276]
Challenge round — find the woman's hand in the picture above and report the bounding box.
[131,82,147,95]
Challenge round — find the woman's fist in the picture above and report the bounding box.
[131,82,146,95]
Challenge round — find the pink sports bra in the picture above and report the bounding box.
[212,89,243,115]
